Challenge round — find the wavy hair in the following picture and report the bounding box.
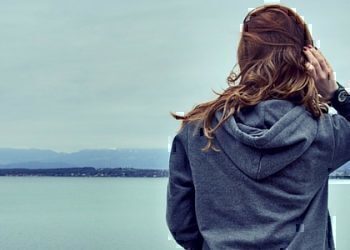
[169,3,329,152]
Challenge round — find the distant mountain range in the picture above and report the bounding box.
[0,148,169,170]
[0,148,349,177]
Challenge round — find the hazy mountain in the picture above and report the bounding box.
[0,148,169,170]
[0,148,348,174]
[0,161,77,169]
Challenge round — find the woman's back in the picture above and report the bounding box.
[166,98,350,249]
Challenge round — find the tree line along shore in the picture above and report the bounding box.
[0,167,168,177]
[0,166,348,178]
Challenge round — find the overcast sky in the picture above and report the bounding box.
[0,0,349,152]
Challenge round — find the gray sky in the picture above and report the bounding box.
[0,0,349,152]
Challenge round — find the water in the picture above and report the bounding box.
[0,177,348,250]
[328,179,350,250]
[0,177,173,250]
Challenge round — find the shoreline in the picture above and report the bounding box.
[0,167,168,178]
[0,167,348,179]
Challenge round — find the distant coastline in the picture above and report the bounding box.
[0,167,168,177]
[0,148,348,179]
[329,175,350,179]
[0,167,348,179]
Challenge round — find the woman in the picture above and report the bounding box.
[166,3,349,250]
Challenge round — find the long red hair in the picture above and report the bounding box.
[170,3,329,152]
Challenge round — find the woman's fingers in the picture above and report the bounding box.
[303,47,322,77]
[310,46,335,81]
[316,50,335,80]
[315,48,334,73]
[303,48,319,78]
[305,62,316,79]
[302,45,337,100]
[308,46,331,74]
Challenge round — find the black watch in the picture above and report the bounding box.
[329,81,350,120]
[337,89,348,102]
[330,82,349,106]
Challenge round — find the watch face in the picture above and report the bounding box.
[338,90,348,102]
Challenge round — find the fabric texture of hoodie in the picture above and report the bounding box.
[166,98,350,250]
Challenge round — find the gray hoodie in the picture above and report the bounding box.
[166,98,350,249]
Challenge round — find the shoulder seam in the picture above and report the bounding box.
[329,115,336,171]
[186,123,189,153]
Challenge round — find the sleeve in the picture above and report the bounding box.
[328,81,350,172]
[329,113,350,172]
[166,126,204,250]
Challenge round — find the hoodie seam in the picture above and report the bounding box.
[329,115,336,171]
[255,105,265,179]
[256,152,263,179]
[186,123,189,153]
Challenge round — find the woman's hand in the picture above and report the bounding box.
[303,44,338,101]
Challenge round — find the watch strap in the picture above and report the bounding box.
[330,81,350,120]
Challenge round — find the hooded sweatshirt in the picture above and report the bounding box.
[166,98,350,250]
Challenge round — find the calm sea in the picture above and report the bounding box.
[0,177,348,250]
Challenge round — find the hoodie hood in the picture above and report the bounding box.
[211,99,318,180]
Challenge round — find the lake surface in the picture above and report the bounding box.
[0,177,348,250]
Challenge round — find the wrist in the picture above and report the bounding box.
[325,81,341,101]
[326,87,339,101]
